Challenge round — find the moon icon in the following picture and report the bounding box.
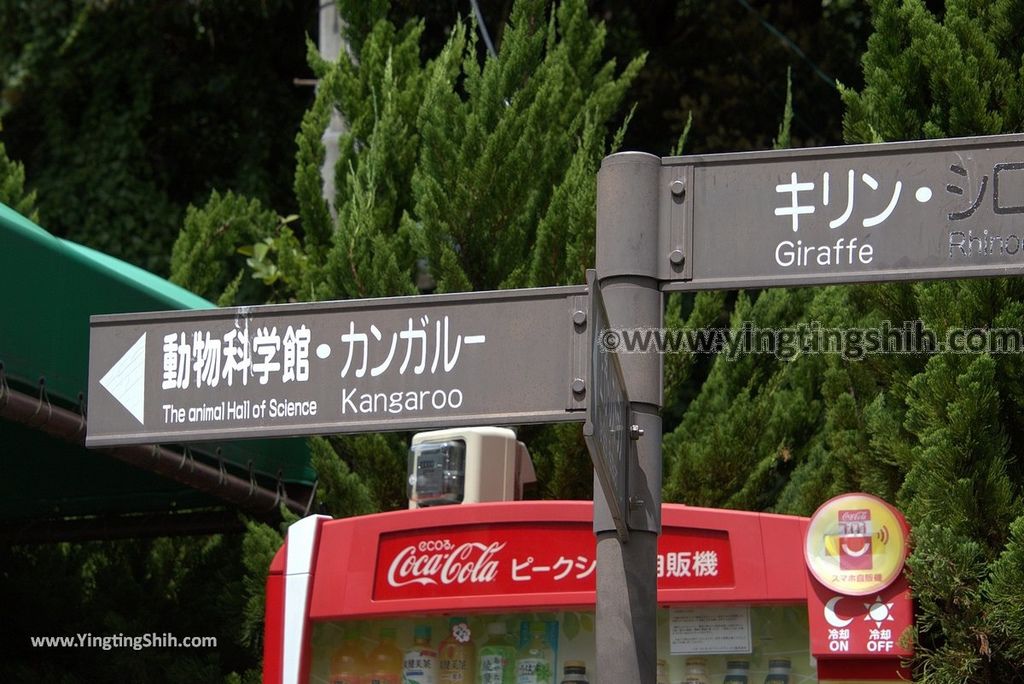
[824,595,853,627]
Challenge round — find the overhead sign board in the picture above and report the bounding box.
[582,271,630,540]
[660,134,1024,290]
[87,286,588,447]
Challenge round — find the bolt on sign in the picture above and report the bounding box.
[660,134,1024,290]
[87,286,589,447]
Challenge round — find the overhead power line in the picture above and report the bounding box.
[733,0,837,90]
[470,0,498,58]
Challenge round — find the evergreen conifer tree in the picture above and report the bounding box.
[173,0,641,508]
[169,1,642,675]
[838,2,1024,678]
[664,2,1024,679]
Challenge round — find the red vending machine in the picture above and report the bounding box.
[263,494,912,684]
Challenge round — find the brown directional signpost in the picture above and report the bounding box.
[659,133,1024,290]
[87,286,589,447]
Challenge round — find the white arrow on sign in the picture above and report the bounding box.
[99,332,146,424]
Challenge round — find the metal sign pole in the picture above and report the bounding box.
[594,152,664,684]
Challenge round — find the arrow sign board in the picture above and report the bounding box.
[659,134,1024,290]
[87,286,589,447]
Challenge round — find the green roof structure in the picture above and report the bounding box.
[0,203,314,541]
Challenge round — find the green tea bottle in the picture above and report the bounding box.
[477,622,516,684]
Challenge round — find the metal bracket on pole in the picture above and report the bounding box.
[660,163,694,283]
[568,290,591,413]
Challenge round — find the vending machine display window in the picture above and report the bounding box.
[306,605,815,684]
[264,500,912,684]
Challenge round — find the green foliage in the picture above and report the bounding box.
[311,436,379,516]
[410,0,643,292]
[580,1,870,155]
[663,287,828,511]
[521,422,594,501]
[336,0,390,49]
[282,0,646,301]
[894,353,1022,679]
[289,14,428,300]
[841,0,1021,143]
[171,191,287,306]
[0,536,255,683]
[664,87,831,513]
[984,514,1024,665]
[0,0,312,275]
[239,518,286,654]
[663,2,1024,680]
[0,119,36,219]
[772,68,794,150]
[1,10,307,677]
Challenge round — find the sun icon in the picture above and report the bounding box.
[863,596,895,628]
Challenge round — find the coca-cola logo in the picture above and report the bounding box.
[386,540,506,588]
[839,509,870,522]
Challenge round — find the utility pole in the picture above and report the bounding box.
[318,1,347,216]
[594,152,664,684]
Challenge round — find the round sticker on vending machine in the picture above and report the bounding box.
[804,492,909,596]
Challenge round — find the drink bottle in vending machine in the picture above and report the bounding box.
[403,625,439,684]
[367,628,403,684]
[721,660,749,684]
[515,622,555,684]
[478,622,516,684]
[559,660,589,684]
[329,628,367,684]
[762,659,790,684]
[438,618,476,684]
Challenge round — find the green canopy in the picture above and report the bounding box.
[0,203,314,533]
